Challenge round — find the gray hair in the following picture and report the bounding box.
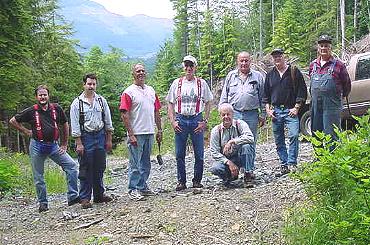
[218,103,234,114]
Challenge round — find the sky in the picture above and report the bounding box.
[90,0,175,19]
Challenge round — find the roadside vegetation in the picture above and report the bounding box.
[284,111,370,244]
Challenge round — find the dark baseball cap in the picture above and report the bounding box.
[271,48,284,55]
[318,34,332,44]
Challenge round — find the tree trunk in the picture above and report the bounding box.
[353,0,357,42]
[259,0,263,54]
[340,0,345,59]
[272,0,275,34]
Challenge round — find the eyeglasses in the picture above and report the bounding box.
[184,62,194,68]
[135,69,145,73]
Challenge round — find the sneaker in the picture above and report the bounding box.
[129,190,145,201]
[81,199,93,209]
[244,172,255,188]
[38,203,49,213]
[192,181,203,188]
[275,165,290,177]
[290,164,298,173]
[68,197,81,206]
[93,194,113,203]
[140,189,158,196]
[175,182,187,191]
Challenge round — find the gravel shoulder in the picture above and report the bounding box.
[0,142,313,245]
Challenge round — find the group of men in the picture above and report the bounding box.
[10,34,351,212]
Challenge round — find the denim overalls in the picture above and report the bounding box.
[310,60,342,140]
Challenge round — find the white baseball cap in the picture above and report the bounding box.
[183,55,198,66]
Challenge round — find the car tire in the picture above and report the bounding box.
[300,110,312,137]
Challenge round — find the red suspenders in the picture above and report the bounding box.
[33,103,59,141]
[177,77,202,114]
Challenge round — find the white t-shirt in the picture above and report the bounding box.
[120,84,161,135]
[166,77,213,116]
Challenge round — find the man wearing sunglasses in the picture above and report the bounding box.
[309,35,351,145]
[166,55,213,191]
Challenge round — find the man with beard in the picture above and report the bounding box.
[166,55,213,191]
[209,103,254,187]
[219,51,265,186]
[9,85,80,212]
[263,48,307,176]
[70,74,114,209]
[309,35,351,144]
[120,63,162,201]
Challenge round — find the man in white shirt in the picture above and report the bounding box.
[120,63,162,201]
[166,55,213,191]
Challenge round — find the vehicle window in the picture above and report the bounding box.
[355,55,370,81]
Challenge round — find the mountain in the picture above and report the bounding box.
[58,0,173,57]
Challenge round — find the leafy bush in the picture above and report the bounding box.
[0,148,22,193]
[285,112,370,244]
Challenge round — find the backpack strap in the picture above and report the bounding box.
[290,64,297,94]
[218,124,222,153]
[235,120,241,136]
[78,99,85,133]
[97,96,106,129]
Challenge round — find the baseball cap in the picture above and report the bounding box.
[318,34,332,44]
[271,48,284,55]
[183,55,198,66]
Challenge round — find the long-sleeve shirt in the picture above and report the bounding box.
[210,120,254,164]
[263,65,308,108]
[219,69,265,111]
[70,92,114,137]
[309,56,351,97]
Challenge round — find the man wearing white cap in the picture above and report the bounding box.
[166,55,213,191]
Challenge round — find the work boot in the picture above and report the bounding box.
[244,172,255,188]
[38,203,49,213]
[81,199,93,209]
[175,182,187,191]
[93,194,113,203]
[275,165,290,177]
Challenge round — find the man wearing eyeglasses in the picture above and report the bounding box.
[166,55,213,191]
[309,35,351,144]
[263,49,307,176]
[219,51,265,186]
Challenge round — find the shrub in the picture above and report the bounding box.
[285,111,370,244]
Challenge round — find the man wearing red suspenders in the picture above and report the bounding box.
[166,55,213,191]
[9,85,79,213]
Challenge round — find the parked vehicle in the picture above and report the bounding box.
[299,52,370,136]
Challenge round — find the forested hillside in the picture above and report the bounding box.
[1,0,369,150]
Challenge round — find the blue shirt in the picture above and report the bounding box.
[219,69,265,111]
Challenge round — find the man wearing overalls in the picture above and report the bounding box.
[309,35,351,145]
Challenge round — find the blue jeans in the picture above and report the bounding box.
[127,134,154,191]
[271,108,299,165]
[233,109,258,172]
[78,129,107,200]
[29,139,79,205]
[175,113,204,184]
[210,144,248,181]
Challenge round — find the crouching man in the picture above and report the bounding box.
[209,103,255,187]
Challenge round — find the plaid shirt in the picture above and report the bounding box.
[309,56,351,97]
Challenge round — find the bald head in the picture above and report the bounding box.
[237,52,251,74]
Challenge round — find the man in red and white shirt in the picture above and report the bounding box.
[166,55,213,191]
[120,63,162,201]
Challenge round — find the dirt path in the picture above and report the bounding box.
[0,142,312,245]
